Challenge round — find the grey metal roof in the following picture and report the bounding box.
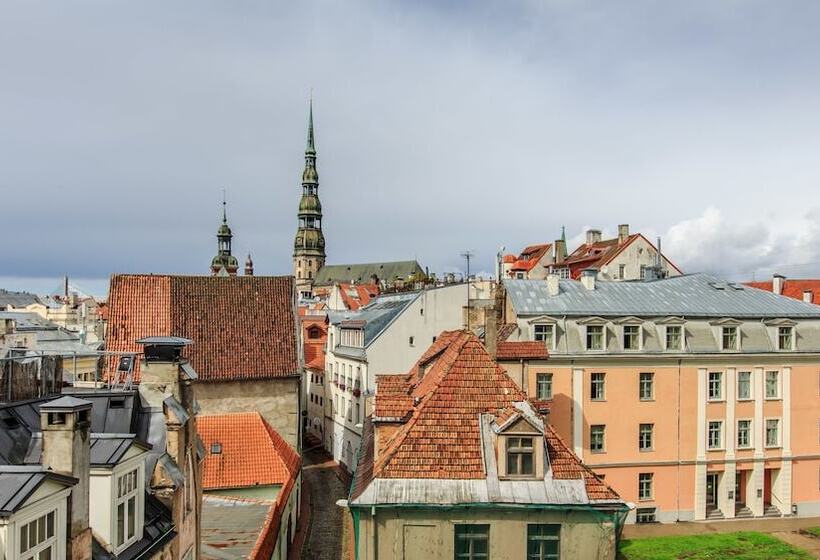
[0,290,41,309]
[40,395,92,410]
[135,336,193,346]
[328,291,419,348]
[505,274,820,318]
[314,260,425,286]
[201,495,275,560]
[89,434,151,467]
[0,466,76,516]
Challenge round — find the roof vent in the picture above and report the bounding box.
[210,442,222,454]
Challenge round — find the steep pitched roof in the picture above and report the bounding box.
[106,275,299,382]
[562,233,681,279]
[745,279,820,305]
[509,244,552,273]
[197,412,300,491]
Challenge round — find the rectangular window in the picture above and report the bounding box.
[722,326,738,350]
[708,372,723,401]
[534,324,555,348]
[636,508,656,524]
[115,469,139,549]
[590,373,606,400]
[639,424,654,451]
[506,437,535,476]
[737,371,752,400]
[737,419,752,448]
[18,510,56,560]
[708,421,723,450]
[536,373,553,400]
[527,524,560,560]
[619,264,626,279]
[454,524,489,560]
[638,473,653,500]
[586,325,604,350]
[355,403,360,424]
[590,425,605,452]
[766,419,780,447]
[778,326,794,350]
[665,325,683,350]
[639,372,654,400]
[765,371,780,399]
[623,325,641,350]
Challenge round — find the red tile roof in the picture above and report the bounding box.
[106,275,299,382]
[495,341,549,360]
[502,254,517,264]
[509,244,552,273]
[361,331,616,501]
[198,412,300,491]
[745,279,820,305]
[563,233,681,279]
[337,283,379,310]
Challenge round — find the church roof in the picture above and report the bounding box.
[314,260,425,286]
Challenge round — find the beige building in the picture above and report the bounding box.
[501,273,820,523]
[348,331,627,560]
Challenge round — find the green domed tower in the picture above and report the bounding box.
[211,199,239,276]
[293,99,326,293]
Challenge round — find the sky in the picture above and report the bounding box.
[2,1,820,298]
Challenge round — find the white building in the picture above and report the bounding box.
[323,284,466,470]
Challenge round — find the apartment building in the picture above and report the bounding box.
[324,284,465,471]
[500,272,820,523]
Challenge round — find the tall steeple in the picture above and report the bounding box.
[293,98,326,295]
[211,193,239,276]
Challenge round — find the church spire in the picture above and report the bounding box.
[211,193,238,276]
[306,96,316,155]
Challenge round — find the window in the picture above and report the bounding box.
[527,524,560,560]
[536,373,553,400]
[590,373,606,401]
[721,326,738,350]
[638,473,653,500]
[210,442,222,454]
[19,510,56,560]
[639,424,654,451]
[346,401,352,422]
[737,371,752,400]
[618,264,626,279]
[586,325,604,350]
[737,419,752,448]
[665,325,683,350]
[534,324,555,347]
[765,371,780,399]
[766,419,780,447]
[635,508,656,524]
[454,525,489,560]
[116,469,139,549]
[778,326,794,350]
[590,425,605,452]
[639,265,647,280]
[505,437,535,476]
[708,372,723,401]
[639,373,654,400]
[355,403,360,424]
[623,325,641,350]
[707,421,723,450]
[409,336,415,347]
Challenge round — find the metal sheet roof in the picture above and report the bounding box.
[314,260,425,286]
[0,466,76,516]
[328,291,419,347]
[505,274,820,318]
[201,495,274,560]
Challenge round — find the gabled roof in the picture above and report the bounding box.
[509,244,552,273]
[562,233,681,279]
[0,466,76,516]
[745,279,820,305]
[314,260,425,286]
[505,274,820,318]
[106,275,300,382]
[197,412,300,491]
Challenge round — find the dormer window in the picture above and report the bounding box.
[505,436,535,476]
[721,326,738,351]
[623,325,641,350]
[115,468,141,551]
[586,325,605,351]
[778,326,794,350]
[533,324,554,348]
[19,510,57,560]
[665,325,683,350]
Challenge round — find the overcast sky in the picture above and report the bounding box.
[2,1,820,297]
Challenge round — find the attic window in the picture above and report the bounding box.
[210,443,222,455]
[48,412,66,425]
[110,398,126,409]
[505,436,534,476]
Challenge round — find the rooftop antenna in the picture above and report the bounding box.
[461,250,474,330]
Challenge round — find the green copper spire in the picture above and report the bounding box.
[212,194,238,276]
[306,96,316,155]
[293,99,326,265]
[561,225,567,257]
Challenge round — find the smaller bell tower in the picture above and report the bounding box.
[211,195,239,276]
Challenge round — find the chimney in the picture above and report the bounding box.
[546,274,560,297]
[244,253,254,276]
[40,396,93,560]
[581,268,597,291]
[136,336,195,408]
[618,224,630,244]
[554,240,566,264]
[485,309,498,359]
[586,229,602,245]
[804,290,814,304]
[773,274,785,295]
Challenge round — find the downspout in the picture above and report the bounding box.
[372,505,378,560]
[676,357,682,521]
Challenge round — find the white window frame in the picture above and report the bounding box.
[765,418,781,448]
[590,372,606,401]
[622,324,642,351]
[665,325,684,351]
[639,372,654,401]
[113,464,143,553]
[764,370,781,400]
[533,323,555,349]
[777,326,795,351]
[721,326,739,351]
[707,372,724,401]
[639,423,654,451]
[535,372,553,400]
[585,324,606,351]
[638,473,653,501]
[736,371,753,401]
[15,504,62,560]
[707,420,723,450]
[590,424,606,453]
[736,419,753,449]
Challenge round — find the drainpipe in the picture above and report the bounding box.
[372,506,377,560]
[676,358,682,522]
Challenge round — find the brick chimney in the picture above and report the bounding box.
[554,239,566,264]
[581,268,597,291]
[618,224,630,244]
[40,396,93,560]
[586,229,602,245]
[773,274,785,295]
[804,290,814,304]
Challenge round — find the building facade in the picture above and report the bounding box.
[500,273,820,523]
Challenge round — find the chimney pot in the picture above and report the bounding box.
[773,274,785,295]
[618,224,629,244]
[580,268,598,291]
[586,229,602,245]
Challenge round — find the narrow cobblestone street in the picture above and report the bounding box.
[301,444,353,560]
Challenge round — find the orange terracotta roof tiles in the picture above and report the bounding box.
[745,279,820,305]
[563,233,682,279]
[509,244,551,273]
[106,275,299,382]
[496,322,517,342]
[495,341,549,360]
[338,282,380,310]
[197,412,301,491]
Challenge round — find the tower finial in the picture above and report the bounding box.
[222,188,227,223]
[306,96,315,154]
